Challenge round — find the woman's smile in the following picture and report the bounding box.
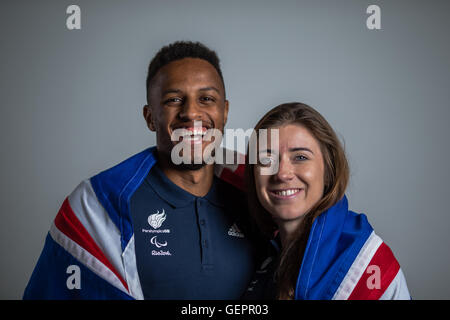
[268,188,303,200]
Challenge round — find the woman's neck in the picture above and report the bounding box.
[277,218,304,249]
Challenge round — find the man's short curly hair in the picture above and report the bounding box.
[146,41,225,102]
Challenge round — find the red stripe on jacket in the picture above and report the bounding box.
[348,242,400,300]
[54,198,129,292]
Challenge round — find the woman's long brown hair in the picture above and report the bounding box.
[245,102,349,299]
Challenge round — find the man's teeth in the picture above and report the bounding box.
[274,189,300,196]
[184,135,202,142]
[181,129,206,136]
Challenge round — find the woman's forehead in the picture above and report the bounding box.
[262,124,320,152]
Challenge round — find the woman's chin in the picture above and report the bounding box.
[271,210,306,224]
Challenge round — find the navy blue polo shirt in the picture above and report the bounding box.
[129,164,257,299]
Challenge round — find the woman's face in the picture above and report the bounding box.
[254,124,325,227]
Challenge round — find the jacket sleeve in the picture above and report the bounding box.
[349,241,411,300]
[23,233,133,300]
[379,268,411,300]
[23,182,135,300]
[331,231,411,300]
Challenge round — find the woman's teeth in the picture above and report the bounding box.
[273,189,300,196]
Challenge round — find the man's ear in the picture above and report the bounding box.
[143,105,156,131]
[223,100,229,125]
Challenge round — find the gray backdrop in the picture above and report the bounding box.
[1,0,449,299]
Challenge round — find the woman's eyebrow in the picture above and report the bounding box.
[289,147,314,154]
[259,147,313,154]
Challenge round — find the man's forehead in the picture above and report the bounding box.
[154,58,223,91]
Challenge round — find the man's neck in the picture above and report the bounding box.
[157,155,215,197]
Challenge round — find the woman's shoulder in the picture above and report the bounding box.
[331,229,411,299]
[297,198,411,300]
[336,207,411,299]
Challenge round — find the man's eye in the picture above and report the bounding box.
[165,97,182,104]
[200,96,215,102]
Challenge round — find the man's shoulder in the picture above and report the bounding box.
[91,147,156,184]
[87,147,157,205]
[62,148,158,248]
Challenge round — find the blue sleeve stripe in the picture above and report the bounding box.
[90,147,157,251]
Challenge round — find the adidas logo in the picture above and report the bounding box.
[228,223,244,238]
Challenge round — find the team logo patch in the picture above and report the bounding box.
[150,236,167,248]
[148,209,166,229]
[143,209,172,256]
[142,209,170,235]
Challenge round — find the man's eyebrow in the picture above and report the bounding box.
[289,147,314,154]
[198,86,220,94]
[162,87,221,95]
[162,88,182,95]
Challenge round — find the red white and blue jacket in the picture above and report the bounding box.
[23,147,246,300]
[293,196,410,300]
[23,147,410,299]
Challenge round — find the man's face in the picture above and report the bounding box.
[144,58,229,169]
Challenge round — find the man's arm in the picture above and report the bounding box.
[23,233,133,300]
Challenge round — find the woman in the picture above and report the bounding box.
[243,102,410,300]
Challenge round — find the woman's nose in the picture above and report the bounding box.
[273,157,294,182]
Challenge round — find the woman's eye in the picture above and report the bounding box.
[294,155,308,161]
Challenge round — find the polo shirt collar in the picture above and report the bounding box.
[146,164,226,208]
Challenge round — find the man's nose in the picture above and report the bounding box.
[178,98,201,120]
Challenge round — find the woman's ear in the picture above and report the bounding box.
[143,105,156,131]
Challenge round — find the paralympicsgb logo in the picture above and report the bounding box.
[145,209,172,256]
[150,236,168,248]
[148,209,166,229]
[142,209,172,256]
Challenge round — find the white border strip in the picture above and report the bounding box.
[49,223,129,295]
[332,231,383,300]
[379,268,411,300]
[68,180,127,287]
[122,236,144,300]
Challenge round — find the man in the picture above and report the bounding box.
[23,41,258,299]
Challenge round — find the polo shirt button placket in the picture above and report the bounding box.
[197,198,212,268]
